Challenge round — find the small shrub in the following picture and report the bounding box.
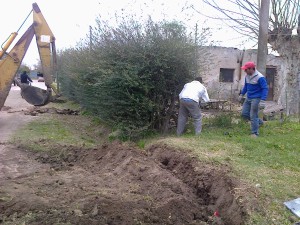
[207,113,234,128]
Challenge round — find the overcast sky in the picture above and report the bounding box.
[1,0,254,67]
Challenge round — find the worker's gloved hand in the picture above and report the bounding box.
[259,100,266,110]
[238,95,244,103]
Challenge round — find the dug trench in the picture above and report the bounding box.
[0,142,247,225]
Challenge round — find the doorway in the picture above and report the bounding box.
[266,67,276,101]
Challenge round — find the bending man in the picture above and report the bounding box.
[177,77,210,136]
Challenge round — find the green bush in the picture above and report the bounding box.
[57,17,210,138]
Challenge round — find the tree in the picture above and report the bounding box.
[201,0,300,114]
[32,60,43,73]
[18,64,31,74]
[257,0,270,73]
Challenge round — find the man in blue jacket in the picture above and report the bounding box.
[239,61,268,137]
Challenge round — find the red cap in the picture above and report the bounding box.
[241,61,256,70]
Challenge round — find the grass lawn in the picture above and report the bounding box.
[12,106,300,224]
[149,115,300,224]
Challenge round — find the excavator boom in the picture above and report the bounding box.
[32,3,57,90]
[0,3,58,110]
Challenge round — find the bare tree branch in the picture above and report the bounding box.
[199,0,300,43]
[202,0,259,38]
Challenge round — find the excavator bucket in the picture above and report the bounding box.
[20,85,51,106]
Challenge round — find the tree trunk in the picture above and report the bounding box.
[270,38,300,115]
[162,94,177,134]
[257,0,270,74]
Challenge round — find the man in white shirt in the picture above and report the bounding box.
[177,77,210,136]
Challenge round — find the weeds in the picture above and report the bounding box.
[205,112,235,128]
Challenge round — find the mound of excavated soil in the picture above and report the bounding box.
[25,107,80,116]
[0,142,247,225]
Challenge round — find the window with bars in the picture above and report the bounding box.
[219,68,234,82]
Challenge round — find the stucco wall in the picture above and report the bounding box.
[200,46,283,102]
[199,46,241,100]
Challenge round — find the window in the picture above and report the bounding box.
[219,68,234,82]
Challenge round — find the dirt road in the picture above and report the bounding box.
[0,85,33,141]
[0,84,40,180]
[0,83,246,225]
[0,81,47,140]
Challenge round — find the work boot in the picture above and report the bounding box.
[250,134,258,138]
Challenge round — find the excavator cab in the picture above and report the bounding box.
[0,3,59,110]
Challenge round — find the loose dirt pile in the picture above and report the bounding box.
[25,107,79,116]
[0,142,247,225]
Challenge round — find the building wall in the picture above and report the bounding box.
[199,46,241,100]
[200,46,283,102]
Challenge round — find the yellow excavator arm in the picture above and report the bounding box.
[32,3,57,91]
[0,3,59,110]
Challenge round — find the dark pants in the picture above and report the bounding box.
[177,99,202,135]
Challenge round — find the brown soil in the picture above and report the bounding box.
[0,142,247,225]
[0,85,248,225]
[25,107,80,116]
